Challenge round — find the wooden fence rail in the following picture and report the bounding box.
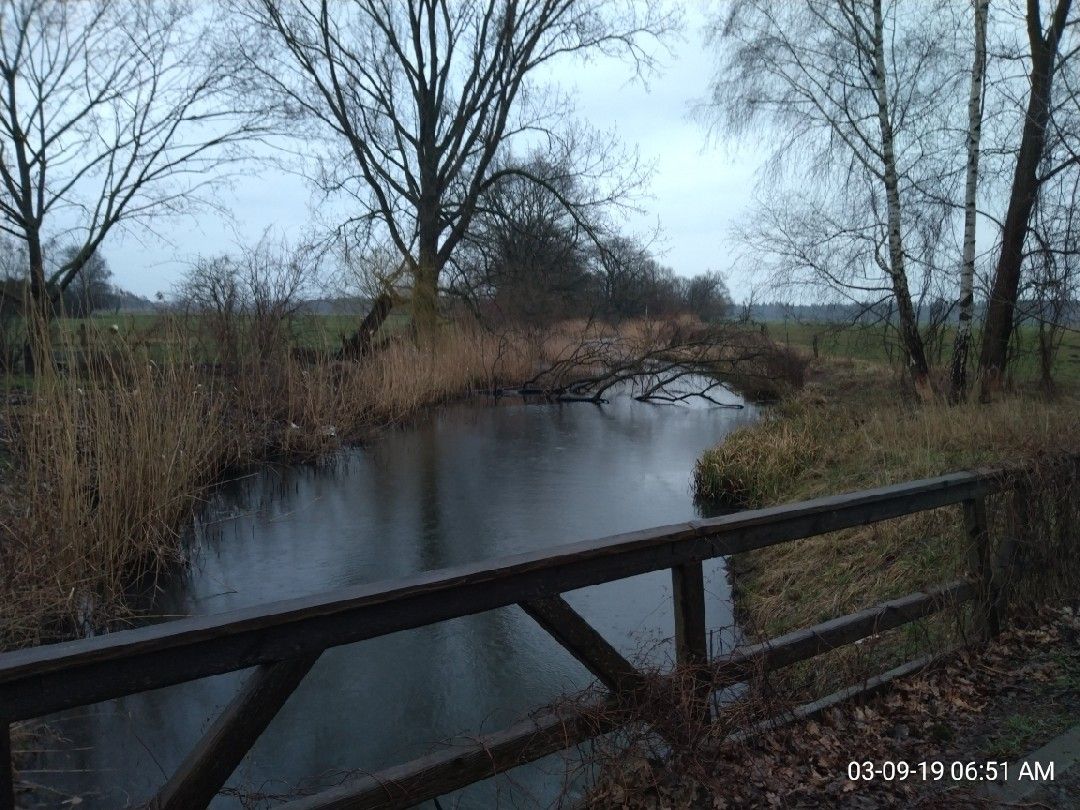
[0,466,1023,809]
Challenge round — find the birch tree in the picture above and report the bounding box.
[949,0,990,401]
[706,0,964,392]
[233,0,671,340]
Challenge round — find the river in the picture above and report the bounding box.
[27,383,757,808]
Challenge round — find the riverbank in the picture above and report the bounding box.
[693,358,1080,695]
[0,315,784,651]
[0,321,543,649]
[587,606,1080,809]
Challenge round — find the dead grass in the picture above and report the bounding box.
[693,360,1080,693]
[0,318,546,648]
[2,354,235,645]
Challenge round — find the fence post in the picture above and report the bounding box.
[991,479,1029,634]
[672,561,710,718]
[1,721,13,810]
[962,495,996,639]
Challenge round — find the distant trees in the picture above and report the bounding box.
[59,249,113,318]
[449,157,731,325]
[451,161,599,324]
[0,0,261,368]
[177,236,321,359]
[682,270,731,323]
[232,0,670,339]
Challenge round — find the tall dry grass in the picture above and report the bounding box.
[0,318,542,647]
[693,360,1080,695]
[3,352,235,644]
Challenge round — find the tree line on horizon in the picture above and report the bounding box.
[0,0,1075,400]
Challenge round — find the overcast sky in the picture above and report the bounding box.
[105,7,764,303]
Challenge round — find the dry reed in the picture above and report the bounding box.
[0,318,543,647]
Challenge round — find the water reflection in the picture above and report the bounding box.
[30,388,756,808]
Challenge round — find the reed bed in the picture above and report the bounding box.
[0,318,544,648]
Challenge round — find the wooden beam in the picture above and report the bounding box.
[992,480,1029,635]
[0,470,996,722]
[963,496,994,639]
[0,723,13,810]
[727,652,944,743]
[277,700,621,810]
[672,561,710,718]
[672,561,708,665]
[151,654,319,810]
[519,597,640,693]
[268,583,973,810]
[708,581,973,687]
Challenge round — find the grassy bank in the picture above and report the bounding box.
[693,358,1080,694]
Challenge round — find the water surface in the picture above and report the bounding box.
[30,386,756,808]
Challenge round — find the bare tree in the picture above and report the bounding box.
[979,0,1074,394]
[0,0,263,368]
[949,0,990,401]
[231,0,671,340]
[60,247,112,318]
[450,157,601,323]
[177,234,321,361]
[706,0,967,393]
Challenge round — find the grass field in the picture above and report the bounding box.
[766,320,1080,385]
[1,309,414,390]
[58,308,411,349]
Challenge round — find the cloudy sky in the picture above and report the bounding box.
[105,6,764,302]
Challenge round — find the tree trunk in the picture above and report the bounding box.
[412,197,441,342]
[871,0,932,393]
[979,0,1071,398]
[23,231,50,376]
[949,0,989,403]
[412,254,439,342]
[339,292,394,359]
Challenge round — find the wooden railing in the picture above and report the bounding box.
[0,467,1022,809]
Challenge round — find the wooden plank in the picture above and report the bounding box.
[277,700,621,810]
[672,561,708,666]
[519,597,640,693]
[0,723,13,810]
[151,653,319,810]
[728,652,944,743]
[671,561,710,718]
[709,581,973,687]
[260,583,971,810]
[963,496,994,638]
[0,470,995,722]
[992,480,1030,634]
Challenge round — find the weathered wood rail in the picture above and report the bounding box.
[0,467,1023,809]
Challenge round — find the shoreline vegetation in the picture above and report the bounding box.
[0,312,798,651]
[693,356,1080,697]
[580,350,1077,808]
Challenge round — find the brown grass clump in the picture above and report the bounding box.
[693,360,1080,694]
[2,355,235,645]
[0,319,543,647]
